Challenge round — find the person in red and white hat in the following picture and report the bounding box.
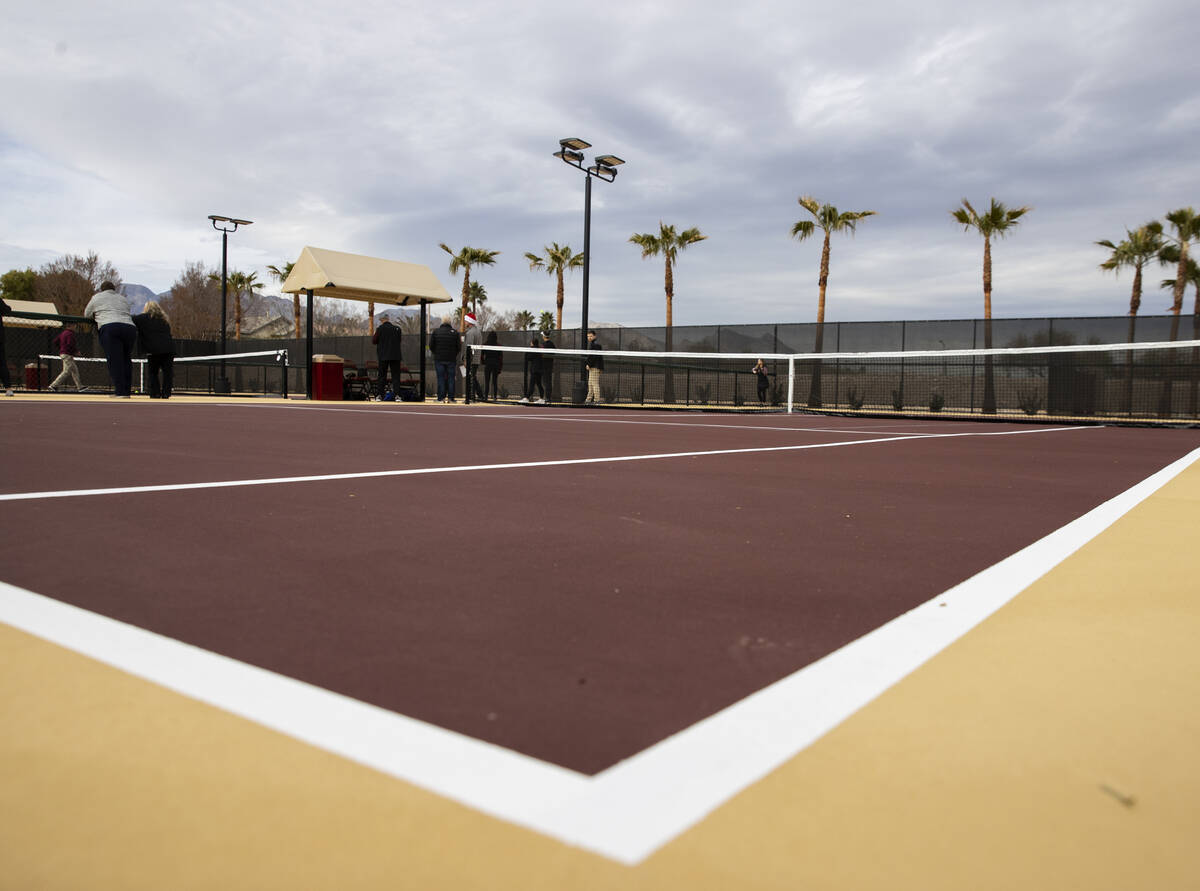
[462,311,484,401]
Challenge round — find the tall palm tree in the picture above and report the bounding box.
[1098,223,1164,412]
[266,261,298,338]
[1158,251,1200,415]
[1097,222,1164,342]
[537,310,555,333]
[524,243,584,332]
[1160,208,1200,342]
[440,244,499,332]
[629,222,706,347]
[467,280,488,315]
[513,310,535,331]
[790,196,876,407]
[951,198,1032,413]
[630,222,707,403]
[208,269,263,340]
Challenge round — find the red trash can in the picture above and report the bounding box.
[311,355,344,401]
[25,363,48,391]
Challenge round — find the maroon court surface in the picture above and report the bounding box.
[3,401,1198,773]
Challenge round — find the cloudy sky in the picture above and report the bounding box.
[2,0,1196,328]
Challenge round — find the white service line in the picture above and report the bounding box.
[2,442,1193,864]
[230,399,1075,437]
[0,426,1093,502]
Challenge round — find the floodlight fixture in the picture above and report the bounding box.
[208,213,254,393]
[208,215,254,228]
[551,138,626,398]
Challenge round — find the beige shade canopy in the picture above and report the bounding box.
[5,300,63,328]
[280,246,453,306]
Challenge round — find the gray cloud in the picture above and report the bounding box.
[1,0,1196,329]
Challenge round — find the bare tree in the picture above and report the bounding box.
[36,252,122,316]
[160,261,221,338]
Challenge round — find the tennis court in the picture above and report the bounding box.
[2,397,1199,888]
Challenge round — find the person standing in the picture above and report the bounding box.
[0,298,13,396]
[585,329,604,404]
[132,301,175,398]
[541,330,556,403]
[481,330,503,401]
[372,312,405,400]
[428,315,461,403]
[520,334,544,404]
[752,358,770,405]
[47,323,84,392]
[83,282,137,398]
[462,312,484,401]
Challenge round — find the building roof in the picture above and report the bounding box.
[3,300,63,328]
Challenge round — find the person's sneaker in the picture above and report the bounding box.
[5,389,13,397]
[518,397,529,404]
[533,397,546,404]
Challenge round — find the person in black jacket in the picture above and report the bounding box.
[541,330,556,403]
[0,298,13,396]
[585,329,605,403]
[481,330,503,401]
[372,313,405,399]
[520,334,544,404]
[428,316,461,403]
[132,301,175,398]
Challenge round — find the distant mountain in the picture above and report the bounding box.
[119,284,296,318]
[119,283,158,313]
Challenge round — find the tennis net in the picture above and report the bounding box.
[35,349,290,397]
[469,340,1200,420]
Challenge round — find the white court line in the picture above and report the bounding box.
[0,426,1092,502]
[2,439,1193,863]
[231,399,1080,438]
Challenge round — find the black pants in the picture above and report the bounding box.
[483,366,500,399]
[98,322,137,396]
[757,383,768,404]
[376,358,404,397]
[525,371,543,399]
[543,364,555,402]
[0,335,10,388]
[147,353,174,398]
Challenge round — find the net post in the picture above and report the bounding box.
[787,356,795,413]
[279,349,289,399]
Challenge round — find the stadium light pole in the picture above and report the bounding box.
[208,214,253,394]
[553,138,623,401]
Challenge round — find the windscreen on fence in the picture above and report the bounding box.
[469,340,1200,421]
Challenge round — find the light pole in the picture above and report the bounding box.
[553,138,623,402]
[208,214,253,394]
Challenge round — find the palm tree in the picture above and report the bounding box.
[1097,222,1164,343]
[467,280,488,315]
[790,196,877,407]
[1158,251,1200,415]
[1098,223,1164,412]
[266,261,298,338]
[537,310,555,334]
[513,310,535,331]
[630,222,707,403]
[1160,208,1200,342]
[208,269,263,340]
[439,244,500,332]
[524,243,584,332]
[951,198,1032,413]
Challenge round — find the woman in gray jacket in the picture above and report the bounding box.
[83,281,137,397]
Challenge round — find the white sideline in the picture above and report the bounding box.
[0,425,1090,502]
[3,428,1186,865]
